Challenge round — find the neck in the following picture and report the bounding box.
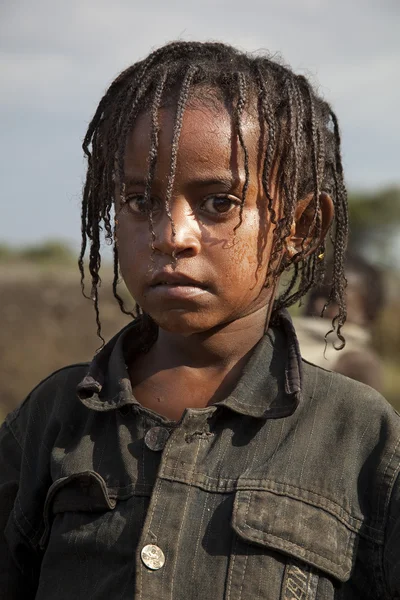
[153,304,270,371]
[127,303,274,419]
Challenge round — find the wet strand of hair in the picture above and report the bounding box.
[78,41,349,346]
[164,65,198,260]
[233,71,250,233]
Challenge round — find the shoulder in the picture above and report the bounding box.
[5,363,90,446]
[300,358,400,450]
[299,360,400,523]
[301,357,395,414]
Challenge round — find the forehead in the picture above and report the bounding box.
[124,102,262,181]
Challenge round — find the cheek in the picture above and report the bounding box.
[235,213,272,273]
[116,222,150,278]
[215,215,272,292]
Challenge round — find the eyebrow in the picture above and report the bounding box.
[124,176,147,187]
[124,174,240,190]
[188,175,238,190]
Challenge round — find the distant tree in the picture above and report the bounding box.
[347,187,400,268]
[0,244,12,260]
[18,240,74,264]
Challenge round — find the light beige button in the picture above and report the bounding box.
[141,544,165,570]
[144,426,170,451]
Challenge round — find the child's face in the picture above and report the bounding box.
[116,100,280,334]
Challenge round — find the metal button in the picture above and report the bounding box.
[141,544,165,570]
[144,426,170,451]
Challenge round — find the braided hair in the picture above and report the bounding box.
[79,41,348,345]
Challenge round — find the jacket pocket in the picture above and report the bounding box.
[226,489,358,600]
[36,471,143,598]
[39,471,116,549]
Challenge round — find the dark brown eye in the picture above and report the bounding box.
[126,195,147,214]
[201,195,240,215]
[126,195,160,215]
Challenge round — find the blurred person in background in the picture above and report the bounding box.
[294,254,385,392]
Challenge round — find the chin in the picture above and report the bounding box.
[149,308,220,336]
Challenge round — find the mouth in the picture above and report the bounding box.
[149,272,209,300]
[150,272,208,289]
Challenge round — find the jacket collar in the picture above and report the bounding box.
[76,310,303,420]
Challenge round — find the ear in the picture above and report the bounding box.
[284,192,334,261]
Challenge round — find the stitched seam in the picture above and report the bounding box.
[284,360,291,395]
[383,437,400,518]
[374,538,387,600]
[381,442,400,598]
[160,470,382,542]
[169,442,201,599]
[226,531,239,600]
[13,498,41,546]
[158,471,369,530]
[229,395,295,410]
[150,426,181,544]
[215,428,234,479]
[238,522,352,577]
[9,509,36,551]
[237,546,249,600]
[188,494,209,590]
[299,368,327,483]
[377,436,400,525]
[235,491,252,600]
[269,419,286,468]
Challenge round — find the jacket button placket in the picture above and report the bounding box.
[135,409,214,599]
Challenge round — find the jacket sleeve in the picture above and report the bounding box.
[0,419,37,598]
[384,467,400,598]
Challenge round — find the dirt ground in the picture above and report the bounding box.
[0,263,131,420]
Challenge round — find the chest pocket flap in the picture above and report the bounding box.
[40,471,116,548]
[232,489,358,582]
[44,471,116,513]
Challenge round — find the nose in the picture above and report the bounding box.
[153,197,201,258]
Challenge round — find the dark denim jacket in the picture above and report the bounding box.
[1,312,400,599]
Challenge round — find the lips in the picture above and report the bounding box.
[150,271,207,289]
[147,271,210,301]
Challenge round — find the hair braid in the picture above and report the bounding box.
[145,69,168,253]
[112,244,134,318]
[234,72,250,231]
[306,86,322,240]
[255,63,277,223]
[164,65,198,251]
[79,40,350,346]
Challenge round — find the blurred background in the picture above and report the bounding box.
[1,0,399,419]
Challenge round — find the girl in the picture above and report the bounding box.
[1,41,399,599]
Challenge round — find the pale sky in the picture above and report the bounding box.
[1,0,399,247]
